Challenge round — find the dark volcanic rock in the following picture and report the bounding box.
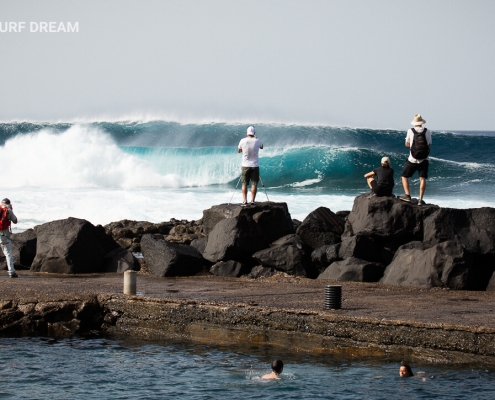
[31,218,103,274]
[311,244,341,274]
[487,272,495,292]
[252,234,310,277]
[95,225,121,257]
[423,208,495,290]
[0,229,37,270]
[292,219,302,231]
[317,257,385,282]
[344,195,439,244]
[202,202,294,263]
[296,207,345,250]
[248,265,277,279]
[141,234,204,277]
[104,247,138,273]
[203,202,293,237]
[424,208,495,255]
[336,210,351,221]
[190,237,208,255]
[339,234,383,263]
[209,260,248,277]
[381,241,472,289]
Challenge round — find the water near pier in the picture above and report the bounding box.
[1,337,494,399]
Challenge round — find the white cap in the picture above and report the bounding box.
[247,126,256,136]
[381,156,391,165]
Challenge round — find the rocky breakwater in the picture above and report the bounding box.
[3,195,495,291]
[317,194,495,291]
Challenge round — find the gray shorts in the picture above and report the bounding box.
[241,167,259,186]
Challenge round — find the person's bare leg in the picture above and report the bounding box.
[251,184,258,202]
[419,177,426,199]
[367,177,374,189]
[241,184,248,203]
[401,177,410,195]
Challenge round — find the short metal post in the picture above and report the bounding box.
[124,270,137,295]
[324,285,342,310]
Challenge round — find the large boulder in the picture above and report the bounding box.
[339,234,382,263]
[311,243,341,274]
[381,241,472,289]
[424,208,495,255]
[31,218,103,274]
[423,207,495,290]
[252,234,310,277]
[296,207,345,250]
[203,202,293,236]
[317,257,385,282]
[344,195,439,245]
[0,229,37,271]
[203,202,294,263]
[141,234,204,277]
[209,260,248,277]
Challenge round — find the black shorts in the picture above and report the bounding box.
[370,180,393,197]
[401,160,429,179]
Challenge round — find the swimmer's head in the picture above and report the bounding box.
[272,360,284,374]
[399,363,413,377]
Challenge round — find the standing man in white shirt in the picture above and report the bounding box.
[399,114,432,206]
[238,126,264,206]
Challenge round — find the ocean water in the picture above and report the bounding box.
[1,337,494,399]
[1,121,495,231]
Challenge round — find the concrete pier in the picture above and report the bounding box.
[2,272,495,364]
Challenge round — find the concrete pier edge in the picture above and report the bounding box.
[98,294,495,364]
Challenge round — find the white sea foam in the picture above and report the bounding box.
[1,126,186,189]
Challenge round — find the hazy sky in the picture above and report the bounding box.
[1,0,494,130]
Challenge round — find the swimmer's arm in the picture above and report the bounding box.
[364,171,375,178]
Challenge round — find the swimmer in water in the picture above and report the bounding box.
[399,363,414,378]
[262,360,283,380]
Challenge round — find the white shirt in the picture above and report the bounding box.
[406,127,432,164]
[238,137,263,167]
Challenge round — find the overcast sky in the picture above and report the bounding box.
[1,0,494,130]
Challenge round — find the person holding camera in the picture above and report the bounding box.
[0,198,18,278]
[238,126,264,206]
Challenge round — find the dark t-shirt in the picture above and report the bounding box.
[373,166,395,188]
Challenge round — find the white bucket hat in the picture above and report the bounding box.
[246,126,256,136]
[381,156,391,166]
[411,114,426,126]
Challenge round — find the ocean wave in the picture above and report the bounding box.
[1,122,494,197]
[1,126,185,189]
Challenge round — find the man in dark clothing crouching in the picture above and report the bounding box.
[364,156,394,197]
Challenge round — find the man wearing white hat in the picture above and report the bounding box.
[238,126,264,205]
[399,114,432,206]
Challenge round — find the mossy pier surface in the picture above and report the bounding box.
[1,272,495,364]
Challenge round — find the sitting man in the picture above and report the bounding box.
[364,156,395,197]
